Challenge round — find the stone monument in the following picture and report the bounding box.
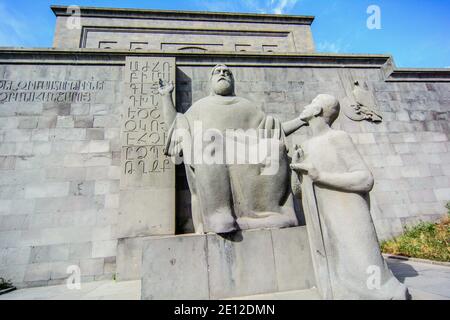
[1,6,449,299]
[291,94,409,300]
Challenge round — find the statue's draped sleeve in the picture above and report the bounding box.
[164,113,191,157]
[257,115,288,150]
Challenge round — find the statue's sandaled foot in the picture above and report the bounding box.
[204,207,237,234]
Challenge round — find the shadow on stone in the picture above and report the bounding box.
[174,69,194,234]
[293,193,306,226]
[218,230,243,242]
[387,259,420,283]
[175,68,192,112]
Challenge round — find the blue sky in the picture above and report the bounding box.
[0,0,449,68]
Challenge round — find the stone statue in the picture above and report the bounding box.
[290,94,409,300]
[159,64,306,234]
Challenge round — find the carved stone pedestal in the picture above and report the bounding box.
[116,56,176,280]
[141,226,316,300]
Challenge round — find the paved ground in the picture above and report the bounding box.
[386,258,450,299]
[1,258,449,300]
[0,279,141,300]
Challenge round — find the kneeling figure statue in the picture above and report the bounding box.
[291,94,410,300]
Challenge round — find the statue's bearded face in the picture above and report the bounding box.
[211,66,234,96]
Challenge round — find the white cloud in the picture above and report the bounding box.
[241,0,268,13]
[316,41,342,53]
[272,0,299,14]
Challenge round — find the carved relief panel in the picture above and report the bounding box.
[118,57,176,238]
[121,57,175,188]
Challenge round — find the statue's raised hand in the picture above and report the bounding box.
[158,79,174,96]
[290,145,320,182]
[291,144,305,164]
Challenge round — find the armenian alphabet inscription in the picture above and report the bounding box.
[0,80,105,103]
[118,57,176,238]
[121,57,176,187]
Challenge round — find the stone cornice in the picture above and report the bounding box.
[0,48,448,82]
[386,68,450,82]
[0,48,390,66]
[51,5,315,25]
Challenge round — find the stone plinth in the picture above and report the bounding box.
[141,226,315,300]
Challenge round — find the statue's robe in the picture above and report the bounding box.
[298,130,408,299]
[165,95,298,233]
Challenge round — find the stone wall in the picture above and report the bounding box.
[0,63,123,287]
[0,50,449,288]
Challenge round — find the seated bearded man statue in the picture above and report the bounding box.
[159,64,307,234]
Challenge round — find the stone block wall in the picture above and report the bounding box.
[358,81,450,238]
[0,64,123,287]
